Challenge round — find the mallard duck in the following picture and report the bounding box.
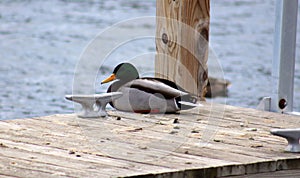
[101,63,198,113]
[205,77,230,98]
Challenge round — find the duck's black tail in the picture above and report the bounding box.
[176,94,199,110]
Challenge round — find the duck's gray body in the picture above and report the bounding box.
[111,79,187,113]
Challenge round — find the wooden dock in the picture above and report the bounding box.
[1,102,300,177]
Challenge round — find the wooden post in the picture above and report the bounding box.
[156,0,210,99]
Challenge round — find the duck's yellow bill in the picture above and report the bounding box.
[101,74,116,84]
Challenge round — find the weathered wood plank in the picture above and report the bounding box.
[1,102,300,177]
[0,118,176,177]
[227,169,300,178]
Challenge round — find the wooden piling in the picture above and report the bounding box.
[155,0,210,99]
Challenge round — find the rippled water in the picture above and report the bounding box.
[1,0,300,120]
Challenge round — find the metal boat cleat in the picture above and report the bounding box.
[257,97,271,111]
[65,92,123,118]
[270,128,300,153]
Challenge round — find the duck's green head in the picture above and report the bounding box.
[101,63,139,84]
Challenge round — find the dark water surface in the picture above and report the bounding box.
[1,0,300,120]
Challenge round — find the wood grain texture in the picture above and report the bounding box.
[1,103,300,177]
[226,169,300,178]
[156,0,210,99]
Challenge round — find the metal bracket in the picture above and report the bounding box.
[257,97,271,111]
[270,0,298,113]
[65,92,123,118]
[270,128,300,152]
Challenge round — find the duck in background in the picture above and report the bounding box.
[205,77,230,98]
[101,63,199,113]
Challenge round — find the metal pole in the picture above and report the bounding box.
[271,0,298,113]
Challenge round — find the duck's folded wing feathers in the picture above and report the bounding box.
[124,79,188,99]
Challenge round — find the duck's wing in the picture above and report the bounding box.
[123,78,188,99]
[143,77,199,96]
[142,78,199,110]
